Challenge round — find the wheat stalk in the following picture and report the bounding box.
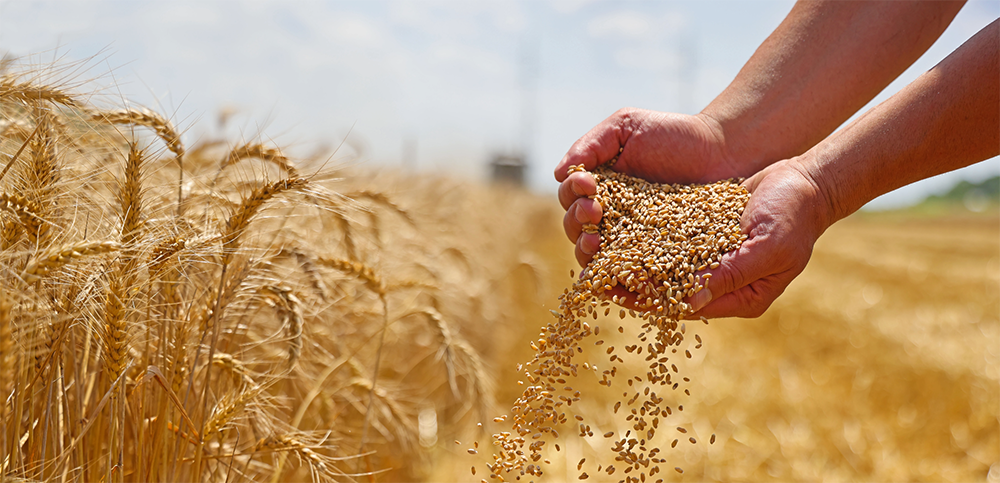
[0,289,11,396]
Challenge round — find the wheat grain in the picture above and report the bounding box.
[484,164,748,480]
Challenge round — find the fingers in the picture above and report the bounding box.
[558,172,598,210]
[562,197,602,239]
[562,179,604,268]
[554,108,636,182]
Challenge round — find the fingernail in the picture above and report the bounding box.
[688,287,712,312]
[580,233,599,255]
[575,205,589,224]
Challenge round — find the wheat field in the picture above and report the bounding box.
[1,61,997,483]
[434,208,998,483]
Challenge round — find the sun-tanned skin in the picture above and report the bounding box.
[556,1,999,319]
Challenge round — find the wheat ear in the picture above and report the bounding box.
[211,353,255,387]
[21,241,120,284]
[222,143,299,178]
[258,285,304,369]
[101,280,129,387]
[349,190,415,226]
[202,385,265,439]
[221,178,309,260]
[0,192,42,236]
[148,236,186,277]
[92,108,185,213]
[118,144,145,265]
[0,78,79,107]
[316,257,385,296]
[254,434,329,475]
[90,108,185,161]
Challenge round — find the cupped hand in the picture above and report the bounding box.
[557,108,745,267]
[685,157,835,319]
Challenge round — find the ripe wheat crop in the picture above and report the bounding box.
[0,59,559,483]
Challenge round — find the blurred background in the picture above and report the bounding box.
[1,0,997,207]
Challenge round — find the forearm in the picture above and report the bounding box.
[701,0,965,173]
[803,19,999,226]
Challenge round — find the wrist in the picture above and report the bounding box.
[788,145,863,233]
[695,110,771,178]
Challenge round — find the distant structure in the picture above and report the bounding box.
[490,36,537,187]
[490,152,526,186]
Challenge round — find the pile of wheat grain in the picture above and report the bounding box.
[0,60,562,482]
[473,164,749,482]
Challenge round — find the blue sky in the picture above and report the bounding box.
[1,0,997,209]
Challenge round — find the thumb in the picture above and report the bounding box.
[684,236,776,319]
[554,111,634,182]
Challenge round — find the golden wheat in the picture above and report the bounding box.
[1,60,542,482]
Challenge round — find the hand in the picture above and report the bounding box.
[685,157,834,319]
[556,108,747,267]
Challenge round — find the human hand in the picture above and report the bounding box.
[685,157,834,319]
[556,108,746,267]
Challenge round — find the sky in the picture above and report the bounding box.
[1,0,997,209]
